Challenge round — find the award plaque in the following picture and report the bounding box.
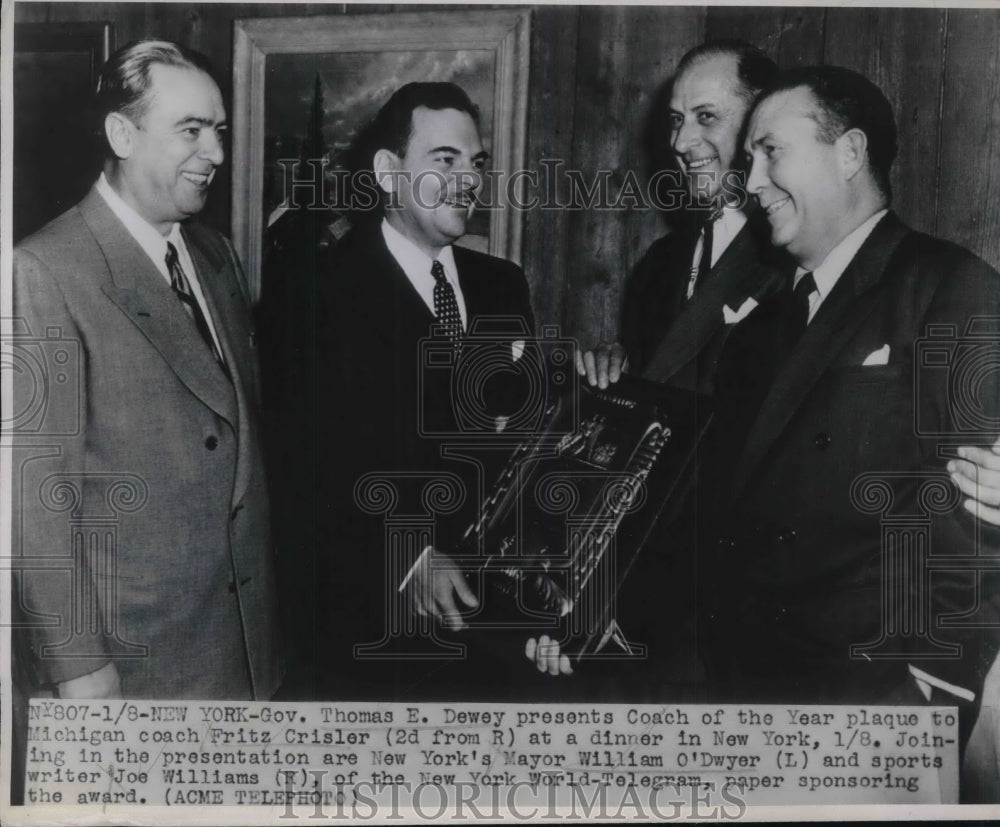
[452,377,712,663]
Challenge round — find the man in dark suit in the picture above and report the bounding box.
[578,41,781,393]
[702,66,999,725]
[271,83,535,697]
[12,41,282,700]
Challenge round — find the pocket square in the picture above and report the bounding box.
[511,339,525,362]
[862,344,891,366]
[722,297,759,325]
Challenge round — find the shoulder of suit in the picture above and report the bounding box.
[15,203,89,264]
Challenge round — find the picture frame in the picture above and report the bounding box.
[231,9,532,302]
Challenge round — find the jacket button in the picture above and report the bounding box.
[205,435,219,450]
[814,432,831,449]
[778,528,797,543]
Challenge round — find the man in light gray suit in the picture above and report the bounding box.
[12,40,282,700]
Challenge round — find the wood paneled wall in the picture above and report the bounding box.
[14,3,1000,346]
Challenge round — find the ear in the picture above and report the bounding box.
[373,149,400,194]
[104,112,135,160]
[838,128,868,181]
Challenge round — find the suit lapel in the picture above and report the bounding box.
[731,213,910,499]
[79,188,238,426]
[642,222,771,384]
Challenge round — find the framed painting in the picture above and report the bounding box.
[231,9,531,301]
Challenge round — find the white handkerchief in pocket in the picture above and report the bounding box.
[511,339,525,362]
[722,297,759,325]
[862,343,891,366]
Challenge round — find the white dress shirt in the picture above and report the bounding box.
[687,206,749,299]
[794,208,889,324]
[381,218,467,330]
[95,173,225,356]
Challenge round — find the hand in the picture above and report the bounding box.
[409,549,479,631]
[57,662,122,699]
[575,343,628,389]
[948,438,1000,526]
[525,635,573,676]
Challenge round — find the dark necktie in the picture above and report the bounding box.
[166,241,225,367]
[431,259,463,348]
[686,212,718,300]
[785,270,817,347]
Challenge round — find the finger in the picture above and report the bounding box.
[958,445,1000,471]
[449,569,479,609]
[535,635,552,672]
[582,351,598,387]
[575,349,586,377]
[963,498,1000,527]
[559,654,574,676]
[596,350,610,389]
[525,638,537,662]
[608,345,625,384]
[433,582,466,631]
[538,637,562,675]
[950,462,1000,505]
[954,457,1000,490]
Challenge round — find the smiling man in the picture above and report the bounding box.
[579,41,781,393]
[269,83,535,698]
[13,40,282,700]
[701,66,1000,739]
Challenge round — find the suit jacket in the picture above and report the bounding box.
[267,221,536,697]
[12,186,282,699]
[622,213,781,393]
[703,212,1000,705]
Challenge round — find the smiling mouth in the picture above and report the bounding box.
[181,170,214,188]
[442,192,475,208]
[685,155,718,170]
[763,196,790,216]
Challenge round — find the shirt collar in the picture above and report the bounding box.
[795,209,889,299]
[381,218,458,283]
[95,172,179,279]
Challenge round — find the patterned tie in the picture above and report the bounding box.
[166,242,226,368]
[431,259,463,349]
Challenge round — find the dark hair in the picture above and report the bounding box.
[675,40,779,104]
[95,40,216,138]
[344,82,479,169]
[339,82,480,221]
[756,65,898,200]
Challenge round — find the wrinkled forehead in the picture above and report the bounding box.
[670,54,743,110]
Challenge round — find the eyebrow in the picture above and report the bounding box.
[428,145,490,161]
[749,132,775,149]
[175,116,226,129]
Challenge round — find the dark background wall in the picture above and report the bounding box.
[13,3,1000,346]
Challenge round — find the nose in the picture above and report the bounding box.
[672,116,699,156]
[745,153,767,196]
[200,128,225,166]
[452,162,482,195]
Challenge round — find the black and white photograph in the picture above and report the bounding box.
[2,0,1000,821]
